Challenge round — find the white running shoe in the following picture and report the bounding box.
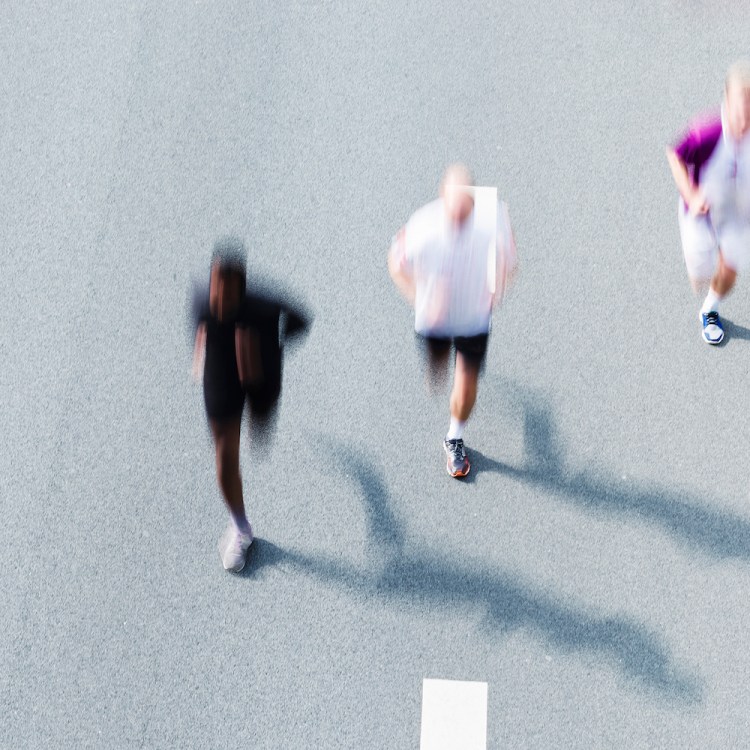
[219,525,254,573]
[700,311,724,345]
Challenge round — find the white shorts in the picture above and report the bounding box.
[678,200,750,279]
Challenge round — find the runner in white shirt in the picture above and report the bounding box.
[666,60,750,344]
[388,164,517,477]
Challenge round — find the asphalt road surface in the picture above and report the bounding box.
[3,1,750,747]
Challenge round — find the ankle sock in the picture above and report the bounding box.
[446,417,466,441]
[701,287,722,315]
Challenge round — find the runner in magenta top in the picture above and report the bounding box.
[666,60,750,344]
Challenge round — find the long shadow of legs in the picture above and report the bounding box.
[473,445,750,558]
[247,438,702,703]
[337,443,404,558]
[522,399,564,475]
[383,555,701,702]
[471,390,750,560]
[248,541,701,703]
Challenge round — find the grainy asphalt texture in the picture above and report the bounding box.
[3,1,750,747]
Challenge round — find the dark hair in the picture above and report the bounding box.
[211,236,247,295]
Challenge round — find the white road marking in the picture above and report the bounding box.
[420,678,488,750]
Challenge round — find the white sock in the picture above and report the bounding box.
[701,287,722,315]
[232,513,252,536]
[446,417,466,441]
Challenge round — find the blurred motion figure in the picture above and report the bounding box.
[388,164,517,477]
[666,60,750,344]
[191,237,310,572]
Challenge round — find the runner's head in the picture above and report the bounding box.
[209,236,247,322]
[440,164,475,226]
[725,60,750,140]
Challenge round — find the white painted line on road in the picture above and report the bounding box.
[420,678,488,750]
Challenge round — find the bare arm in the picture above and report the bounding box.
[503,223,519,289]
[491,205,518,307]
[388,246,416,305]
[500,234,519,300]
[665,147,709,215]
[192,323,206,383]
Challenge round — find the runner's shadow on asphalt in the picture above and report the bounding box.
[463,399,564,486]
[720,318,750,343]
[243,439,702,704]
[471,385,750,561]
[240,538,288,579]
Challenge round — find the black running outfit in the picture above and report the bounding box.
[192,284,309,422]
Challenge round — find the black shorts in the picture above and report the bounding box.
[416,332,489,369]
[203,376,281,423]
[202,324,283,422]
[203,342,281,422]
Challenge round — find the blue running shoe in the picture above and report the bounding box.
[701,311,724,345]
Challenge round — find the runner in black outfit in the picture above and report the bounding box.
[191,237,311,572]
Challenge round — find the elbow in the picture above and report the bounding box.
[387,252,405,284]
[665,147,682,168]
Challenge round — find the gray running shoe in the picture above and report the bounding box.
[443,438,470,478]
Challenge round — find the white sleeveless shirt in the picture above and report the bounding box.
[391,187,515,337]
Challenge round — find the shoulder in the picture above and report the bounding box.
[408,198,442,226]
[688,109,722,143]
[241,288,284,321]
[243,291,277,311]
[190,280,210,321]
[674,109,722,158]
[405,199,443,244]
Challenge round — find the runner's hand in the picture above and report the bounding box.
[192,324,206,383]
[688,190,710,216]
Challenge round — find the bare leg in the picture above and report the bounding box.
[710,251,737,297]
[209,416,250,532]
[696,251,735,344]
[450,353,480,421]
[442,352,478,477]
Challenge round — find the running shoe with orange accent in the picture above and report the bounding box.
[444,438,470,478]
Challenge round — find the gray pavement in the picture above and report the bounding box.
[3,1,750,747]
